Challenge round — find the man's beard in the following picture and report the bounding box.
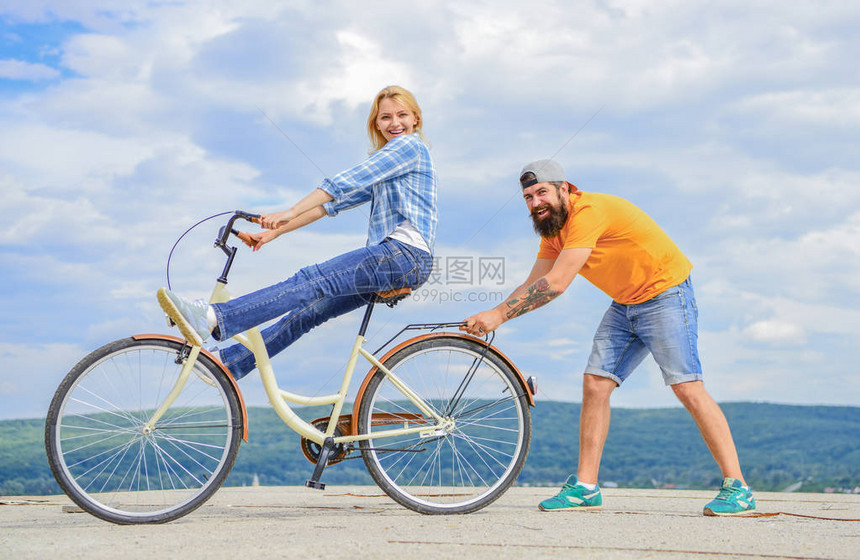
[531,201,569,238]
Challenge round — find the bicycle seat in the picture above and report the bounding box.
[374,287,412,307]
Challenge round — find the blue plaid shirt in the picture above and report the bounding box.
[320,134,437,252]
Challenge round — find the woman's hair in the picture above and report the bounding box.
[366,85,425,152]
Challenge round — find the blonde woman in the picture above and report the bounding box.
[160,86,437,380]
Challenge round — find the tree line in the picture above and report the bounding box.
[3,402,858,496]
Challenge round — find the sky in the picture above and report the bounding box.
[1,0,858,420]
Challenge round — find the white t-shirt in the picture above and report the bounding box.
[388,220,431,253]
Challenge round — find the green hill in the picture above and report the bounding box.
[3,403,858,496]
[525,402,860,492]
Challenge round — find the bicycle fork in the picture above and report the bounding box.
[143,344,202,433]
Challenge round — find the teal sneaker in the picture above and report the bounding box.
[538,475,602,512]
[703,478,756,516]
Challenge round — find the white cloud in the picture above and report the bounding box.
[731,87,860,128]
[1,0,860,419]
[0,122,163,188]
[697,325,859,406]
[0,342,85,420]
[799,210,860,254]
[314,31,414,113]
[701,211,860,302]
[742,320,806,345]
[61,33,141,79]
[0,58,60,81]
[544,338,585,361]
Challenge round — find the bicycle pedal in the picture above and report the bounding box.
[305,480,326,491]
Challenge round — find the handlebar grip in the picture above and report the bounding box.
[233,210,261,223]
[235,230,255,248]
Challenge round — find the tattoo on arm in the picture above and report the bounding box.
[504,277,559,319]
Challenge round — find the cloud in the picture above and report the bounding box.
[1,1,859,419]
[742,320,806,345]
[0,58,60,80]
[700,211,860,302]
[0,122,163,188]
[0,342,85,419]
[730,87,860,129]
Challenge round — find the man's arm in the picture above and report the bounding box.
[461,247,592,335]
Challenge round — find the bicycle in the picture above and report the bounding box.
[45,211,536,524]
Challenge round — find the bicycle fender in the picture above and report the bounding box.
[131,334,248,442]
[351,332,535,436]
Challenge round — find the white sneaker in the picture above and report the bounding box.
[157,288,212,345]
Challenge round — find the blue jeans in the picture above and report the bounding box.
[212,239,432,379]
[584,277,703,386]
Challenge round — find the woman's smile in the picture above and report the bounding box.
[376,97,418,142]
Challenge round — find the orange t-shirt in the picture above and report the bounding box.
[537,191,692,304]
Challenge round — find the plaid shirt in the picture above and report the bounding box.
[321,134,437,252]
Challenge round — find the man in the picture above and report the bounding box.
[461,159,755,516]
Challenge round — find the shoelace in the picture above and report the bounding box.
[714,486,740,501]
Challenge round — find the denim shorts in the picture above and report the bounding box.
[584,277,703,386]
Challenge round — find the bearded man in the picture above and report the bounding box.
[461,159,755,516]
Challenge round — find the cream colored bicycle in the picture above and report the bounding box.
[45,211,536,524]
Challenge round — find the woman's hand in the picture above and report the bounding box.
[246,230,281,252]
[260,210,295,230]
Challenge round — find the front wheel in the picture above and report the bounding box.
[358,336,531,514]
[45,337,243,524]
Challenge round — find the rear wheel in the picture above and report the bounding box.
[45,337,242,524]
[358,336,531,514]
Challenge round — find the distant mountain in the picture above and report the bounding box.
[3,403,858,496]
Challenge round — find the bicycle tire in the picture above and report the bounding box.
[357,336,531,514]
[45,337,243,524]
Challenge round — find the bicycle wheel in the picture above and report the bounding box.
[45,337,243,524]
[358,336,531,514]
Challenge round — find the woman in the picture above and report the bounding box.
[160,85,437,380]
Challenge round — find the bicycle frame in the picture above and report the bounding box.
[149,211,536,463]
[207,281,450,447]
[148,210,455,450]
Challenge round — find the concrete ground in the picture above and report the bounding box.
[2,486,858,559]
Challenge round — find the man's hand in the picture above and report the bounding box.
[260,210,295,230]
[460,309,505,336]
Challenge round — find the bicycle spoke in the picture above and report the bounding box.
[360,336,530,513]
[68,392,141,427]
[47,338,241,523]
[452,431,519,453]
[450,436,490,489]
[452,431,512,470]
[160,432,225,468]
[61,426,135,458]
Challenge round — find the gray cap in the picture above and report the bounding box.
[519,159,565,188]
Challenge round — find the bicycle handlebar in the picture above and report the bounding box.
[214,211,261,283]
[216,211,260,249]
